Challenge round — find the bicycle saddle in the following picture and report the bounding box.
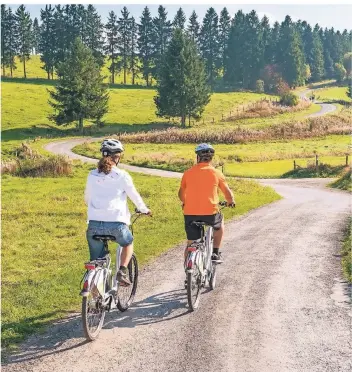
[92,235,116,242]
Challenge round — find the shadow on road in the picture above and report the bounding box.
[2,288,190,366]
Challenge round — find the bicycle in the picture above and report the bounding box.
[80,210,147,341]
[185,201,228,311]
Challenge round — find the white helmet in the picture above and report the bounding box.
[195,143,215,154]
[100,139,124,156]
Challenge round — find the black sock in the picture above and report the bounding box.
[213,248,219,255]
[119,266,127,273]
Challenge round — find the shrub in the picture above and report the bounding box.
[276,79,290,95]
[255,80,265,93]
[334,63,347,82]
[279,92,299,106]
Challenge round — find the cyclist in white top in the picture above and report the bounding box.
[84,139,151,286]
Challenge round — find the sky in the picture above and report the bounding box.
[10,4,352,31]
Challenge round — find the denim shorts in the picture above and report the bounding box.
[86,220,134,260]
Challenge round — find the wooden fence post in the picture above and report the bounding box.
[212,117,215,123]
[294,160,296,170]
[346,155,349,166]
[315,155,319,171]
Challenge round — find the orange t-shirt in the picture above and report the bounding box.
[180,163,233,215]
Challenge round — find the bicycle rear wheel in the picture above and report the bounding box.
[209,263,217,290]
[187,269,201,311]
[117,254,138,312]
[82,289,106,341]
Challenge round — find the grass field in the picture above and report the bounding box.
[315,86,352,103]
[1,164,280,348]
[73,135,350,177]
[329,168,352,192]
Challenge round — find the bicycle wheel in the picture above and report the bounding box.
[117,254,138,312]
[187,268,201,311]
[82,288,106,341]
[209,263,217,290]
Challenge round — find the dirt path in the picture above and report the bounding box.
[3,178,351,372]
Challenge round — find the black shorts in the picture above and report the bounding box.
[184,213,223,241]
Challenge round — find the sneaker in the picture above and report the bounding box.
[211,252,223,264]
[80,288,89,297]
[116,269,132,287]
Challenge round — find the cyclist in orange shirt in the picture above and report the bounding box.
[178,143,235,263]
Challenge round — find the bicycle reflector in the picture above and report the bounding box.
[85,263,96,270]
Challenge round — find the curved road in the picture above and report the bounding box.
[4,91,349,371]
[298,89,337,117]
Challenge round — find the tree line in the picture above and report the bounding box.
[2,4,351,90]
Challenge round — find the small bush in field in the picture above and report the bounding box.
[280,92,299,106]
[255,80,265,93]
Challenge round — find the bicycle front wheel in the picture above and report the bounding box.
[117,254,138,312]
[82,291,106,341]
[187,269,201,311]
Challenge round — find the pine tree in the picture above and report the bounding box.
[15,5,33,79]
[173,7,186,30]
[53,5,67,71]
[117,6,132,85]
[218,7,231,75]
[311,30,324,81]
[155,29,210,127]
[105,11,119,83]
[77,5,87,41]
[84,5,105,67]
[278,16,305,87]
[260,15,272,66]
[49,38,109,133]
[224,10,246,87]
[269,21,280,64]
[199,7,220,89]
[40,4,56,79]
[187,10,200,44]
[347,84,351,99]
[130,17,138,85]
[1,5,18,77]
[32,17,40,54]
[138,6,154,86]
[151,5,172,79]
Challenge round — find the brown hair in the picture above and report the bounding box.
[98,154,120,174]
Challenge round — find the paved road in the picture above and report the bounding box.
[298,89,337,117]
[3,178,351,372]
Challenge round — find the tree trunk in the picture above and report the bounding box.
[23,57,26,79]
[10,65,13,77]
[51,69,54,80]
[181,115,186,128]
[78,117,84,133]
[47,70,50,80]
[188,114,191,127]
[132,69,135,85]
[124,65,126,85]
[112,63,115,84]
[2,65,5,76]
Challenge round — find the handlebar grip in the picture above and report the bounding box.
[219,201,227,207]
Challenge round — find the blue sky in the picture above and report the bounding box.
[10,4,352,31]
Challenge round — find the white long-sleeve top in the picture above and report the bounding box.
[84,166,149,225]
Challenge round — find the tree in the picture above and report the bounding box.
[224,10,246,87]
[40,5,56,79]
[304,64,312,81]
[117,6,132,84]
[105,11,119,83]
[310,30,324,81]
[155,29,210,127]
[342,52,352,78]
[334,63,346,82]
[32,17,40,54]
[151,5,172,79]
[130,17,138,85]
[138,7,154,86]
[49,38,109,133]
[1,5,17,77]
[187,10,200,44]
[53,5,67,71]
[84,5,105,67]
[15,5,33,78]
[261,15,272,66]
[278,16,305,87]
[347,84,351,99]
[173,7,186,30]
[218,7,231,74]
[199,7,220,89]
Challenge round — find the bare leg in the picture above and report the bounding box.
[120,243,133,267]
[213,219,225,249]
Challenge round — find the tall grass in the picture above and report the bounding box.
[115,111,351,144]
